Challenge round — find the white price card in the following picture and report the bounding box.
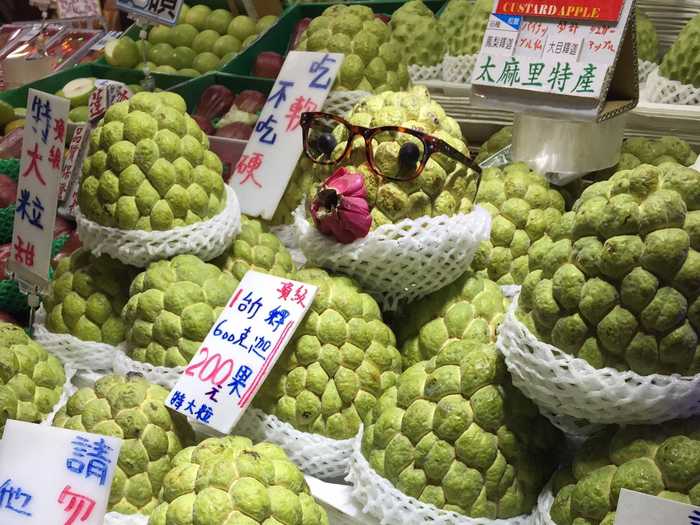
[0,419,122,525]
[88,81,131,122]
[166,270,318,434]
[616,489,700,525]
[116,0,185,26]
[56,0,101,18]
[59,124,89,202]
[230,51,342,220]
[7,89,69,291]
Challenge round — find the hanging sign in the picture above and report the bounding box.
[116,0,185,27]
[231,51,342,220]
[88,81,131,122]
[166,271,317,434]
[56,0,101,18]
[615,489,700,525]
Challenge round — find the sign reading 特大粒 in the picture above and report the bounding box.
[230,51,342,220]
[116,0,185,27]
[166,271,318,434]
[0,420,122,525]
[471,0,638,121]
[615,489,700,525]
[7,89,69,292]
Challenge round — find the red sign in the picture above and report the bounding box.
[495,0,623,22]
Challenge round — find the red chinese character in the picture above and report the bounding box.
[235,153,264,188]
[292,285,308,307]
[49,145,62,170]
[116,87,130,102]
[89,90,105,118]
[13,235,35,267]
[21,143,46,185]
[53,117,65,142]
[58,485,95,525]
[277,281,293,300]
[285,96,318,132]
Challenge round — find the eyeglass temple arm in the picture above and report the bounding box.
[435,139,483,199]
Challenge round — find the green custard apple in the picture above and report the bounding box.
[54,374,195,515]
[0,322,66,434]
[270,156,317,225]
[470,163,568,285]
[295,4,410,93]
[619,136,698,168]
[255,268,402,440]
[304,86,477,228]
[397,271,508,368]
[660,12,700,87]
[440,0,492,57]
[78,91,226,231]
[550,417,700,525]
[362,338,562,519]
[43,249,136,345]
[148,435,329,525]
[390,1,446,67]
[517,163,700,375]
[475,126,513,164]
[636,9,659,63]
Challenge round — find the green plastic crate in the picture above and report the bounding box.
[222,1,447,77]
[167,71,274,112]
[0,63,185,109]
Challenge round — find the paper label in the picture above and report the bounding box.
[56,0,101,18]
[7,89,69,290]
[89,31,123,51]
[0,419,122,525]
[616,489,700,525]
[59,124,89,202]
[88,81,131,122]
[166,271,317,434]
[230,51,342,220]
[116,0,185,26]
[495,0,624,22]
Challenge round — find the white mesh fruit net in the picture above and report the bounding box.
[75,185,241,268]
[104,512,149,525]
[641,67,700,105]
[41,366,77,426]
[441,54,478,84]
[293,205,491,311]
[497,294,700,425]
[323,90,372,117]
[638,59,657,85]
[533,485,556,525]
[347,431,533,525]
[270,224,307,269]
[112,350,184,389]
[33,306,120,373]
[235,408,355,480]
[408,63,443,82]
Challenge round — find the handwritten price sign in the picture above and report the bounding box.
[616,489,700,525]
[166,271,317,434]
[0,420,122,525]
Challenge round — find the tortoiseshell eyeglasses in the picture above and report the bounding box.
[300,111,482,185]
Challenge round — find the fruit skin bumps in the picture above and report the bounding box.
[78,91,226,231]
[636,9,659,63]
[550,418,700,525]
[440,0,492,57]
[518,164,700,375]
[390,0,446,67]
[660,12,700,87]
[255,268,402,440]
[148,436,329,525]
[53,374,195,515]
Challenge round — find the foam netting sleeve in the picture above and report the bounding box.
[293,205,492,311]
[638,59,657,85]
[346,431,533,525]
[532,485,556,525]
[323,90,372,117]
[234,408,355,480]
[441,54,478,84]
[497,293,700,425]
[641,66,700,105]
[75,185,241,268]
[33,306,121,372]
[112,349,184,389]
[103,512,149,525]
[270,224,307,269]
[408,63,443,82]
[41,366,77,426]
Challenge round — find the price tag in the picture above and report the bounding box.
[231,51,342,220]
[59,124,89,202]
[0,419,122,525]
[7,89,69,291]
[616,489,700,525]
[166,270,318,434]
[116,0,185,27]
[495,0,624,23]
[88,81,131,122]
[56,0,101,18]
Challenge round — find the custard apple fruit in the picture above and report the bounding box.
[390,1,446,67]
[53,374,195,514]
[438,0,473,56]
[148,435,329,525]
[619,136,698,168]
[255,267,402,440]
[550,417,700,525]
[44,249,136,344]
[475,126,513,164]
[271,157,316,225]
[660,13,700,87]
[518,163,700,374]
[636,9,659,63]
[78,91,226,231]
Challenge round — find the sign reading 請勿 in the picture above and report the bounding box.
[167,271,318,434]
[0,420,122,525]
[231,51,342,220]
[7,89,69,291]
[495,0,624,22]
[616,489,700,525]
[116,0,184,26]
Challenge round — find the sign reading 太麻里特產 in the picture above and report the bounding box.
[166,271,318,434]
[495,0,624,23]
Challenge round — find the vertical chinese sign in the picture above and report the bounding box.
[0,420,122,525]
[167,271,318,434]
[7,89,69,290]
[231,51,343,220]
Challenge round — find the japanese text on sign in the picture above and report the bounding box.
[231,51,342,220]
[7,89,68,290]
[616,489,700,525]
[167,271,318,433]
[116,0,184,26]
[495,0,624,22]
[0,420,121,525]
[59,124,89,202]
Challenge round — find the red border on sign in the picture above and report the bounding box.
[495,0,623,22]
